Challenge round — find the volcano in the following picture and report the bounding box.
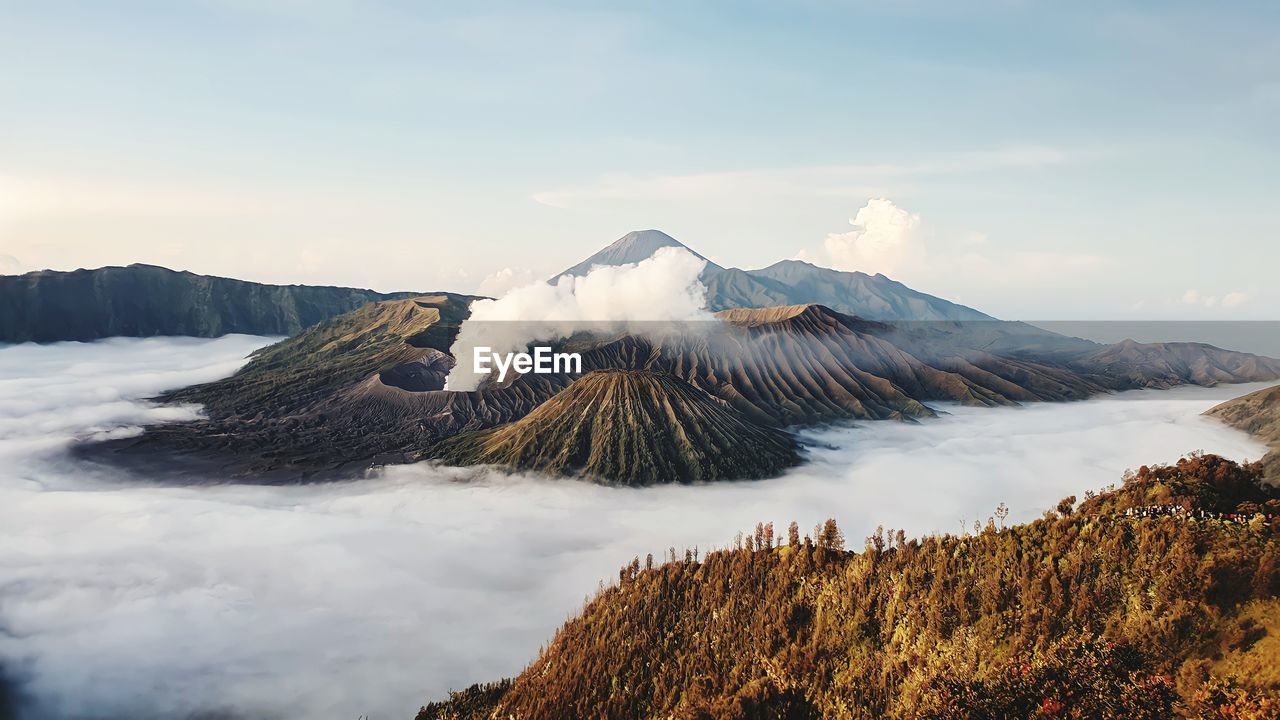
[70,230,1280,486]
[92,293,1280,485]
[436,370,800,485]
[555,229,724,279]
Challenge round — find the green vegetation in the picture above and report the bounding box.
[420,454,1280,719]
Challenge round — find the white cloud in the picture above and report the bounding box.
[1222,291,1249,308]
[475,267,536,298]
[443,247,713,390]
[0,254,24,275]
[531,144,1069,208]
[799,199,1103,292]
[0,337,1269,719]
[1182,289,1248,310]
[822,198,923,276]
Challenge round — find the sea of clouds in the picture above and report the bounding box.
[0,336,1273,719]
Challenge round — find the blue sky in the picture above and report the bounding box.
[1,0,1277,319]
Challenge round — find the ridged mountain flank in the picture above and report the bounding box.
[436,370,800,485]
[554,231,990,321]
[711,259,993,321]
[555,230,724,279]
[101,301,1280,483]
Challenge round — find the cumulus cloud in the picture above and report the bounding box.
[821,198,924,276]
[0,254,24,275]
[794,200,1108,308]
[0,336,1273,719]
[475,267,537,298]
[1222,291,1249,308]
[444,247,714,390]
[1182,289,1249,310]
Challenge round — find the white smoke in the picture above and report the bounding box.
[444,246,714,390]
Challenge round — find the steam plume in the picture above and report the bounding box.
[443,247,713,390]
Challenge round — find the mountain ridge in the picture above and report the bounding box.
[0,264,463,343]
[558,230,994,322]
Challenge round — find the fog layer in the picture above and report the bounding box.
[0,337,1271,719]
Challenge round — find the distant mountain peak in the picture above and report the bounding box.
[554,230,991,322]
[555,230,724,279]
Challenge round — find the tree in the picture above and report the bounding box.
[1055,496,1075,516]
[995,502,1010,529]
[816,519,844,552]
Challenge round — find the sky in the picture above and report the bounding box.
[1,0,1278,320]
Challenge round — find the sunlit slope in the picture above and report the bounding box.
[419,455,1280,719]
[436,370,800,484]
[1208,384,1280,482]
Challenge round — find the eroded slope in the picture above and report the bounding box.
[436,370,800,484]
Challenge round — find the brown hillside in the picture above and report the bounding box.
[435,370,800,485]
[1208,384,1280,483]
[420,455,1280,720]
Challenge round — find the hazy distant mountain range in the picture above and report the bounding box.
[559,229,993,322]
[3,229,992,345]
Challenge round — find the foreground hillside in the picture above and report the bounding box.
[0,264,447,342]
[420,454,1280,719]
[1208,385,1280,483]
